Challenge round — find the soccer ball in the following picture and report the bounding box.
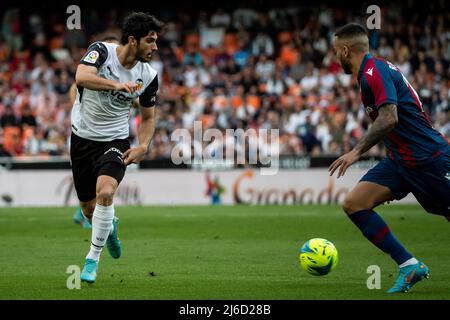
[299,238,338,276]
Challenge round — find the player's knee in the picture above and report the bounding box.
[342,194,373,215]
[96,188,115,206]
[342,197,356,215]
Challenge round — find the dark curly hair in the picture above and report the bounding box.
[121,12,164,45]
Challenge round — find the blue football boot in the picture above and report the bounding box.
[387,261,430,293]
[106,217,121,259]
[80,259,98,284]
[73,207,92,229]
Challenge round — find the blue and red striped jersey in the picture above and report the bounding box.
[357,53,449,168]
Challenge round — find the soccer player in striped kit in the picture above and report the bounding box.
[329,23,450,293]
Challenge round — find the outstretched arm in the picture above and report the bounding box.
[329,104,398,178]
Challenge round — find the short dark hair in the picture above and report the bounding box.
[121,12,164,45]
[334,23,367,39]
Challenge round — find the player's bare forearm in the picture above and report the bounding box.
[75,64,119,91]
[329,104,398,178]
[69,83,77,105]
[122,106,155,165]
[137,107,156,151]
[354,104,398,156]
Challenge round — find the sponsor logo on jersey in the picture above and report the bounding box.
[108,90,134,102]
[83,50,99,64]
[366,67,373,76]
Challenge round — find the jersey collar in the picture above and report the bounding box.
[357,53,372,84]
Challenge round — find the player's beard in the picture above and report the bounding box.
[136,43,151,63]
[340,58,353,74]
[340,55,353,75]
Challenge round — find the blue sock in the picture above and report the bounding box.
[349,209,412,265]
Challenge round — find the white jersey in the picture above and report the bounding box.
[71,41,158,141]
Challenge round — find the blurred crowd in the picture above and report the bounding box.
[0,2,449,161]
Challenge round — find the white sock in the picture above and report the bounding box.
[399,257,419,268]
[86,203,115,262]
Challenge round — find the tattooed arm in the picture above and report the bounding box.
[328,104,398,178]
[353,104,398,155]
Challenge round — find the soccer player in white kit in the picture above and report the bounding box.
[70,12,164,283]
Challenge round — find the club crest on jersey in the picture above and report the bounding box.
[83,50,99,63]
[135,79,144,91]
[365,106,373,115]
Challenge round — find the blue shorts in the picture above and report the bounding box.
[360,153,450,216]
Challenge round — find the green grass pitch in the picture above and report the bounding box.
[0,205,449,300]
